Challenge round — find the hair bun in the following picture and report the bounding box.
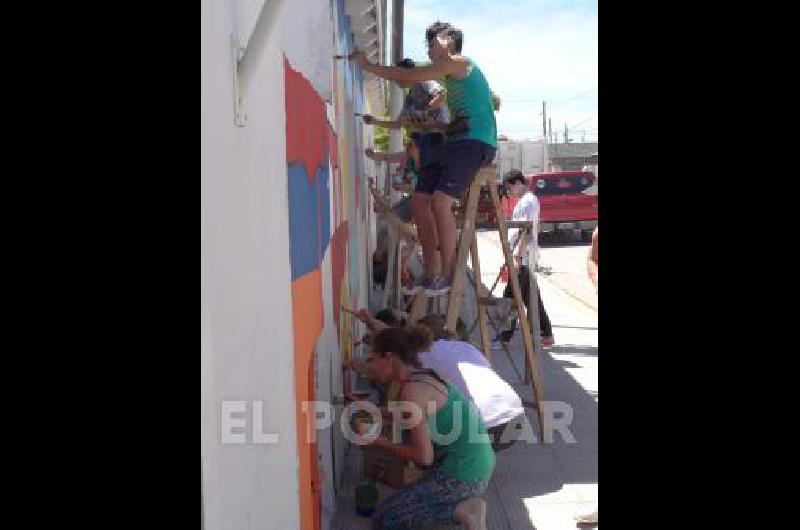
[404,325,433,353]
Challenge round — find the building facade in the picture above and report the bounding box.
[201,1,391,528]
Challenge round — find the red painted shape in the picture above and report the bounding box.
[285,56,332,180]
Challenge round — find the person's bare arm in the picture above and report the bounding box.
[587,227,598,290]
[368,178,418,244]
[367,384,435,466]
[353,308,389,334]
[351,50,468,82]
[365,112,449,133]
[365,148,406,164]
[362,114,406,128]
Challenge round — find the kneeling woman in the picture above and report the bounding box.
[362,325,495,530]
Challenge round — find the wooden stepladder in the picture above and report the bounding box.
[441,165,547,441]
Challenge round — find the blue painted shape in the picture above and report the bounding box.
[288,163,320,280]
[287,160,333,280]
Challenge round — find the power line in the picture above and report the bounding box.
[500,85,598,105]
[568,112,598,129]
[549,86,598,107]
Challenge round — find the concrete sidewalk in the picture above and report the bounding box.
[332,232,598,529]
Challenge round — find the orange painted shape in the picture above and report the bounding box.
[291,270,324,530]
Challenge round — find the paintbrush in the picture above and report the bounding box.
[341,305,359,317]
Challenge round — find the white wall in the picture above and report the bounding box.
[201,0,299,529]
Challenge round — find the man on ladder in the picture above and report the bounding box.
[351,21,497,295]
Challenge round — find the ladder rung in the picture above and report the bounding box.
[505,220,535,229]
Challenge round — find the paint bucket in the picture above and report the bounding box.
[355,480,379,517]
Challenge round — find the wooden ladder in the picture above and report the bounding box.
[407,165,547,440]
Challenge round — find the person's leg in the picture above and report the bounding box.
[427,140,497,290]
[372,468,488,529]
[498,265,530,342]
[454,498,487,530]
[536,283,555,344]
[371,471,434,529]
[410,192,438,279]
[519,265,555,343]
[517,265,531,312]
[410,140,448,282]
[431,191,456,280]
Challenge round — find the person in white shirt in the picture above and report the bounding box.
[415,314,526,451]
[348,310,528,451]
[500,169,554,347]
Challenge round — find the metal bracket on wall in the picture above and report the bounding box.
[231,35,247,127]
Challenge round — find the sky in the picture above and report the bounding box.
[401,0,598,142]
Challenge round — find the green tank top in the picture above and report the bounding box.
[444,58,497,148]
[426,380,495,481]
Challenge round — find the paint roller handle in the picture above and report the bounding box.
[333,50,366,63]
[341,305,359,317]
[341,306,373,326]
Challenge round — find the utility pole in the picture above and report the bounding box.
[581,130,585,143]
[548,118,553,144]
[542,101,547,140]
[564,123,568,144]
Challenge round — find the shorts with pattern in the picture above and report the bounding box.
[372,467,489,529]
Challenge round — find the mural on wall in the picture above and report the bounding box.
[285,56,329,530]
[284,0,373,528]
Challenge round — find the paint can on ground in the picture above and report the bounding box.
[354,480,379,517]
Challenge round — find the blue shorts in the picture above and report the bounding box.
[415,139,496,199]
[417,132,444,168]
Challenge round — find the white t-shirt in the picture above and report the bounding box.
[508,191,539,266]
[418,340,524,428]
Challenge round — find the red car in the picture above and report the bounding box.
[528,171,597,241]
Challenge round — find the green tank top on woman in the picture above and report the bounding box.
[443,58,497,148]
[427,380,495,481]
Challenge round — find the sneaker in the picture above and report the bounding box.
[424,276,452,296]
